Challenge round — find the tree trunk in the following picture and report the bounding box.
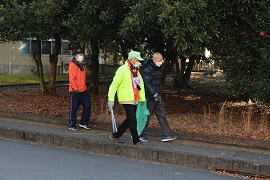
[179,55,186,79]
[173,55,186,88]
[178,54,197,89]
[161,47,178,87]
[161,59,174,87]
[120,40,128,60]
[48,35,61,95]
[32,39,48,95]
[90,39,100,94]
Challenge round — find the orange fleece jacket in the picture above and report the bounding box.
[68,61,87,92]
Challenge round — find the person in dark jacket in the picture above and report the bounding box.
[141,52,176,142]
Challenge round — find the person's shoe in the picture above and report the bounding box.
[69,126,79,131]
[139,134,150,142]
[109,134,123,143]
[161,135,177,142]
[79,124,91,130]
[135,141,144,146]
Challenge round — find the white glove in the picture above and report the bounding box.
[108,101,114,109]
[153,93,162,103]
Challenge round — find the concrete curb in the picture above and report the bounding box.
[1,110,270,150]
[0,125,269,178]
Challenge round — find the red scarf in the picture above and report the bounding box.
[127,61,139,102]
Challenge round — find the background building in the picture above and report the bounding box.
[0,40,72,75]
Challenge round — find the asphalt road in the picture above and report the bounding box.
[0,138,244,180]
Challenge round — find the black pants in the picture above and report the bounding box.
[113,104,140,145]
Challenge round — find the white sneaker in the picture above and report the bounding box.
[79,124,91,130]
[161,136,177,142]
[69,126,79,131]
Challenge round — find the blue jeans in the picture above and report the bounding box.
[69,90,91,127]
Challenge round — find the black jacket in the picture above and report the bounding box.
[142,59,162,101]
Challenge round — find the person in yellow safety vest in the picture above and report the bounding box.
[108,51,145,146]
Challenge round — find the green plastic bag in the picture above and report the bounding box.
[136,101,150,136]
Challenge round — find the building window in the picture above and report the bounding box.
[20,39,72,56]
[31,40,39,54]
[42,40,51,55]
[61,41,71,55]
[20,40,30,54]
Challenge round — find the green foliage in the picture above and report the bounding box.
[120,0,219,55]
[158,0,219,54]
[0,1,29,42]
[68,0,128,48]
[0,0,78,42]
[27,0,70,39]
[0,0,270,104]
[214,0,270,104]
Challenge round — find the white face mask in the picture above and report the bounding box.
[77,55,84,62]
[133,62,141,68]
[155,61,163,67]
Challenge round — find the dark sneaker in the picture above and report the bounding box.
[109,134,123,143]
[161,135,177,142]
[139,134,150,142]
[135,141,144,146]
[69,126,79,131]
[79,124,91,130]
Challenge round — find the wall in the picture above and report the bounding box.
[0,43,10,74]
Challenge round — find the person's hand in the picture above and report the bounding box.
[108,101,114,109]
[153,93,162,103]
[73,90,80,98]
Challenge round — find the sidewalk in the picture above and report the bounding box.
[0,110,270,178]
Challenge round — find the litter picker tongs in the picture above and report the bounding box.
[109,107,118,133]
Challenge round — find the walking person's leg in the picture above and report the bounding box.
[69,92,80,128]
[110,104,141,145]
[112,104,131,141]
[113,117,129,138]
[153,102,172,135]
[79,91,91,126]
[122,104,140,145]
[154,101,176,141]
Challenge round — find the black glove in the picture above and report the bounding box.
[153,93,162,103]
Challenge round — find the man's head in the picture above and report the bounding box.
[128,51,144,67]
[152,52,163,67]
[73,49,85,62]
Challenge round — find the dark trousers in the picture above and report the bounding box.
[113,104,140,145]
[69,91,91,127]
[144,100,171,137]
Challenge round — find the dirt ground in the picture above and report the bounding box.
[0,77,270,142]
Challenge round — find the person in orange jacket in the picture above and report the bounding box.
[68,49,91,131]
